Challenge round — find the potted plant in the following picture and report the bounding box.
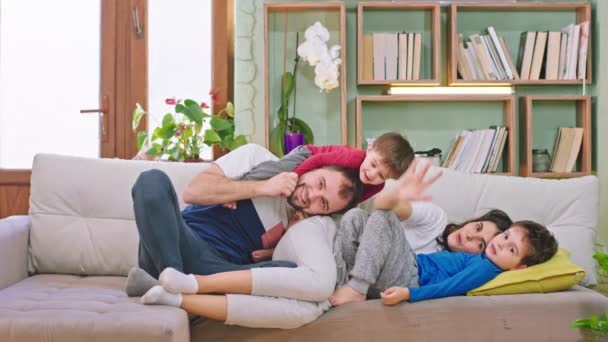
[269,19,341,157]
[132,89,247,162]
[572,252,608,341]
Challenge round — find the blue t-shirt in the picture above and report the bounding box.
[182,199,266,264]
[409,251,502,302]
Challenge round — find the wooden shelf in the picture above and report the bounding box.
[356,95,516,175]
[519,95,592,178]
[263,2,347,148]
[448,2,592,85]
[357,2,440,85]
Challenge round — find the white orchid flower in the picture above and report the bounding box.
[297,37,328,66]
[304,21,330,43]
[314,60,340,92]
[329,45,341,60]
[297,21,341,92]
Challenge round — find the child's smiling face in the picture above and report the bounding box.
[485,225,531,270]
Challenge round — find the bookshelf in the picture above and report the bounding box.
[519,95,592,178]
[356,95,516,176]
[263,2,347,147]
[357,2,441,85]
[448,2,592,85]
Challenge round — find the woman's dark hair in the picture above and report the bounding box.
[436,209,513,251]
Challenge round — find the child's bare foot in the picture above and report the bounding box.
[329,286,365,307]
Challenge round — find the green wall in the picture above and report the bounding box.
[234,0,607,241]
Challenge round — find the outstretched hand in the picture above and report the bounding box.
[394,159,442,203]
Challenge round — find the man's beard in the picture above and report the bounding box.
[287,183,305,211]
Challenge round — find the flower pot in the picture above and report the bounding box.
[284,132,305,154]
[183,158,204,163]
[212,144,229,161]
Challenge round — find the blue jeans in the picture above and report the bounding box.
[131,169,296,278]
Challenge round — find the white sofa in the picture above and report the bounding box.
[0,153,606,342]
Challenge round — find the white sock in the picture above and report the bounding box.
[141,286,182,307]
[159,267,199,294]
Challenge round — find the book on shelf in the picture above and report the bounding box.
[557,32,568,80]
[398,33,407,80]
[567,24,581,80]
[529,31,547,80]
[544,31,562,80]
[470,34,496,80]
[482,35,504,80]
[407,33,414,80]
[412,33,422,81]
[385,33,399,80]
[578,21,590,80]
[518,31,536,80]
[550,127,583,173]
[561,24,574,79]
[456,33,472,80]
[498,36,520,79]
[443,135,463,168]
[362,34,374,80]
[372,33,385,80]
[487,26,514,80]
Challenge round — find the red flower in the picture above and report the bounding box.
[200,102,210,109]
[209,87,220,103]
[165,98,182,105]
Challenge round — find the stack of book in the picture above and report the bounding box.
[549,127,584,173]
[361,32,423,81]
[457,21,589,81]
[442,126,508,173]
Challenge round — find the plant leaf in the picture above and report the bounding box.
[269,122,286,157]
[281,72,294,102]
[136,131,148,151]
[594,252,608,273]
[132,103,146,131]
[156,123,178,139]
[146,143,163,156]
[277,104,287,122]
[162,113,174,126]
[289,117,314,144]
[176,99,205,124]
[210,117,232,131]
[204,129,222,144]
[230,135,248,151]
[225,102,235,117]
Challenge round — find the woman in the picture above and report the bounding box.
[141,163,512,328]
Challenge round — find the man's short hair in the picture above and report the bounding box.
[514,220,559,266]
[321,165,364,214]
[372,132,415,178]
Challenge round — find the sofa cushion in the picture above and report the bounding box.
[190,287,608,341]
[468,248,585,296]
[0,274,189,342]
[421,167,598,286]
[28,154,206,276]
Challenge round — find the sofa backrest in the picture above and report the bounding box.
[374,166,598,285]
[29,154,206,276]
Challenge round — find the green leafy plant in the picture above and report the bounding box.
[269,70,314,157]
[572,252,608,340]
[132,94,246,162]
[202,101,248,153]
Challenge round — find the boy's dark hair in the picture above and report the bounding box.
[437,209,513,251]
[371,132,415,178]
[321,165,364,214]
[514,220,559,266]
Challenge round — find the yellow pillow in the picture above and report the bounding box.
[467,248,585,296]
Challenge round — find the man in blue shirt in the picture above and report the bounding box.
[127,144,363,296]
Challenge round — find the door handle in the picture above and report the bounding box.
[81,94,110,142]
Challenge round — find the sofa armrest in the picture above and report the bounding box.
[0,215,30,290]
